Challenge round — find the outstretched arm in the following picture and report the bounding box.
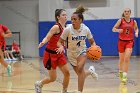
[2,29,12,38]
[38,25,59,48]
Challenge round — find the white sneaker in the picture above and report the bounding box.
[12,58,17,61]
[60,91,68,93]
[88,66,98,80]
[35,81,42,93]
[77,91,82,93]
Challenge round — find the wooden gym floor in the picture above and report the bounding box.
[0,57,140,93]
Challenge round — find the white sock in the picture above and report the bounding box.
[62,89,67,92]
[119,70,122,73]
[123,72,127,77]
[77,91,82,93]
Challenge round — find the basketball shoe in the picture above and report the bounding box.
[60,91,68,93]
[119,71,123,81]
[88,66,98,80]
[60,90,68,93]
[35,81,42,93]
[7,65,12,76]
[122,76,127,84]
[121,72,128,84]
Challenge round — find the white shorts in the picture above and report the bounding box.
[67,49,86,66]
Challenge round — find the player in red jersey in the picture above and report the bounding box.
[12,40,23,60]
[0,24,12,76]
[112,8,139,83]
[35,9,70,93]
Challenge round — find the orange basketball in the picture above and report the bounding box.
[86,45,102,61]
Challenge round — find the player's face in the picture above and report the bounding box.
[71,14,82,29]
[123,8,131,18]
[58,11,67,23]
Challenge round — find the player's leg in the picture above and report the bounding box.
[122,48,132,83]
[0,49,11,76]
[77,55,87,92]
[118,40,125,81]
[118,52,125,80]
[59,64,70,93]
[35,69,57,93]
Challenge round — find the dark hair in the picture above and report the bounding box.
[73,5,88,22]
[55,9,65,22]
[122,13,125,17]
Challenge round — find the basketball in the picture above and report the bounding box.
[86,45,102,61]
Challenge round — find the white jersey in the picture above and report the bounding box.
[61,23,93,57]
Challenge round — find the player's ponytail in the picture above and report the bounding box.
[73,5,88,22]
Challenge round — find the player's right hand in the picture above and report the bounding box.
[118,29,123,33]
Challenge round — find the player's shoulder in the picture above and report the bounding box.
[65,24,72,30]
[51,24,60,31]
[81,23,90,31]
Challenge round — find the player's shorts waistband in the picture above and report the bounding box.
[119,39,134,42]
[45,48,57,54]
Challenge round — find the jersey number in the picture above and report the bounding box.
[76,41,81,47]
[125,28,129,34]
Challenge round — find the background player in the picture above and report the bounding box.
[112,8,139,83]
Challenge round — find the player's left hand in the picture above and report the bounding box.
[135,32,138,38]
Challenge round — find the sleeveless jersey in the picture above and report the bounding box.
[61,23,93,53]
[0,24,8,49]
[0,24,8,42]
[119,18,134,40]
[46,23,63,50]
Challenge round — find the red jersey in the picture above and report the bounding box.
[0,24,8,42]
[12,43,19,52]
[119,18,135,40]
[46,23,63,50]
[0,24,8,49]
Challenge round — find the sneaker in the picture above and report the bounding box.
[7,65,12,76]
[60,91,68,93]
[119,71,123,81]
[12,58,17,61]
[60,90,68,93]
[88,66,98,80]
[77,91,82,93]
[35,81,42,93]
[122,76,128,84]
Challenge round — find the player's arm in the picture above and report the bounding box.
[134,20,139,38]
[56,38,65,54]
[112,19,123,33]
[2,29,12,38]
[88,38,96,46]
[56,28,69,54]
[87,27,96,46]
[38,25,59,48]
[57,38,65,48]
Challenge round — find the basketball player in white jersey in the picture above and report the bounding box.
[57,6,98,93]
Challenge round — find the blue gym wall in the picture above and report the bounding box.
[39,18,140,57]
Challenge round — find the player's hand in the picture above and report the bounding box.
[38,42,45,48]
[135,32,138,38]
[91,45,100,48]
[118,29,123,33]
[56,46,64,54]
